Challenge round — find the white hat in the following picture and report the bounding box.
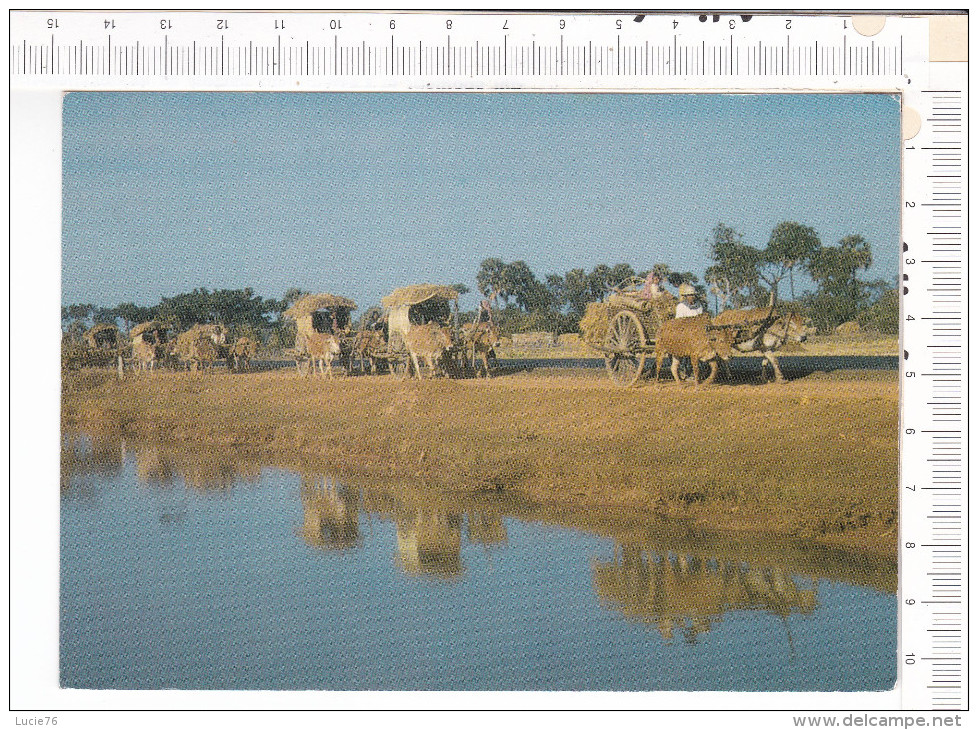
[678,283,696,296]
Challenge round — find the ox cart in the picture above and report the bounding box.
[381,284,469,380]
[283,293,358,375]
[581,277,675,387]
[583,279,796,387]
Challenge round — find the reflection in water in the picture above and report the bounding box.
[466,510,508,546]
[300,475,361,550]
[61,432,896,690]
[593,546,818,643]
[134,446,176,487]
[63,433,893,646]
[396,508,465,578]
[61,433,125,490]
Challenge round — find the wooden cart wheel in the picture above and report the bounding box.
[603,310,647,387]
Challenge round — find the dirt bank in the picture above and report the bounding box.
[62,368,899,558]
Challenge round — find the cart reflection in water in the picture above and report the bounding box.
[593,545,818,644]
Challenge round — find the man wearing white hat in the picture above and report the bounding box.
[675,283,704,318]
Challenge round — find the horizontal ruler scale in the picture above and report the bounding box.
[12,12,910,83]
[12,34,905,79]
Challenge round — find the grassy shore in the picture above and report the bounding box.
[62,367,898,558]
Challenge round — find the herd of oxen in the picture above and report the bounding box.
[81,304,814,385]
[87,318,503,381]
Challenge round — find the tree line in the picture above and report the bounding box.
[62,220,898,344]
[470,221,896,336]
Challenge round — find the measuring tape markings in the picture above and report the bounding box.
[12,12,909,81]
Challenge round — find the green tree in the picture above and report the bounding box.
[857,287,899,334]
[545,274,566,310]
[282,288,310,309]
[705,223,762,310]
[561,268,592,318]
[608,263,637,289]
[112,302,156,331]
[759,221,821,300]
[587,264,612,301]
[503,260,551,312]
[807,234,874,331]
[157,288,212,329]
[476,257,510,306]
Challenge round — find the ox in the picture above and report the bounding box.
[712,308,815,383]
[402,324,453,379]
[461,322,501,378]
[175,324,228,372]
[132,332,163,372]
[305,332,343,378]
[352,329,386,374]
[653,314,733,387]
[230,336,258,373]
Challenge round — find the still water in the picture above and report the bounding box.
[61,434,896,692]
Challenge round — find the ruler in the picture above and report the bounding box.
[11,11,917,88]
[11,10,967,712]
[901,84,968,710]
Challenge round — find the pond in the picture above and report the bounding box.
[61,433,896,692]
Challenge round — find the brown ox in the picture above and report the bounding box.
[175,324,228,372]
[305,332,343,378]
[712,308,815,383]
[230,336,258,372]
[653,314,733,387]
[402,324,453,379]
[461,322,501,378]
[352,329,386,374]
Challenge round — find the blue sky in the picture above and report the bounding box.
[62,92,900,311]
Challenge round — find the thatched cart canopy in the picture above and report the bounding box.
[83,322,120,348]
[381,284,459,309]
[284,293,357,320]
[130,320,168,338]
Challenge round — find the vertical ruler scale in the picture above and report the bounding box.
[902,75,968,710]
[9,10,968,713]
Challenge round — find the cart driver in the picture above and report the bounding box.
[364,309,383,331]
[675,283,704,318]
[475,298,494,325]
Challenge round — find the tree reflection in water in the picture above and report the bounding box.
[592,545,818,644]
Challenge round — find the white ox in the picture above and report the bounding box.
[711,308,815,383]
[402,324,453,379]
[305,332,343,378]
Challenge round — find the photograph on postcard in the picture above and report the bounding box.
[60,91,899,692]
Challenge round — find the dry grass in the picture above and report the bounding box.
[62,368,899,557]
